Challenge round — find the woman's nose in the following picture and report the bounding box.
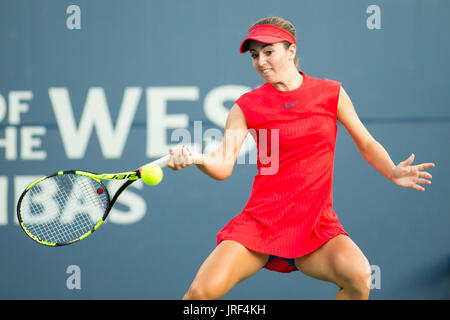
[257,55,267,68]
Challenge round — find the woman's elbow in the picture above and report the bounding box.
[212,167,233,181]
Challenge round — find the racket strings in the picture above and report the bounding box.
[20,174,109,244]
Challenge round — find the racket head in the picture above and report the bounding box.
[17,171,111,246]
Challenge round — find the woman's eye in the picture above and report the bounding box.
[251,54,258,59]
[265,50,272,56]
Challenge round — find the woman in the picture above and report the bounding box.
[167,17,435,300]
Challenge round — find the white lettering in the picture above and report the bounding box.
[0,127,17,160]
[66,5,81,30]
[14,176,42,225]
[59,176,104,224]
[108,180,146,224]
[49,87,141,159]
[13,176,147,226]
[146,87,196,158]
[20,126,47,160]
[367,5,381,30]
[370,265,381,289]
[0,94,6,122]
[203,127,223,155]
[0,176,7,225]
[20,178,59,224]
[203,85,256,162]
[258,129,279,175]
[203,85,250,128]
[66,265,81,290]
[8,91,32,125]
[183,304,217,317]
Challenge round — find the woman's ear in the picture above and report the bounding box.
[288,44,296,61]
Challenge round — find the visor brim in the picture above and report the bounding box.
[240,35,288,53]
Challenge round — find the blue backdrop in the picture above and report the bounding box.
[0,0,449,299]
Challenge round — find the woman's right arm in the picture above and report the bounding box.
[197,104,249,180]
[168,104,249,180]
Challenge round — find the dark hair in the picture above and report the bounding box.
[250,16,299,68]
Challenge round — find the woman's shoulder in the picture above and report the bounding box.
[235,83,268,109]
[238,83,269,99]
[306,72,341,89]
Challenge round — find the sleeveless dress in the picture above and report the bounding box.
[216,71,349,273]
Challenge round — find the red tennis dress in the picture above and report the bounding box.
[217,71,349,273]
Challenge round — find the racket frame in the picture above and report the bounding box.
[17,155,170,247]
[17,169,133,246]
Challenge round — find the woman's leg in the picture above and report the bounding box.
[294,234,372,300]
[183,240,269,300]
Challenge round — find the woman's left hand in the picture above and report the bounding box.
[391,153,435,191]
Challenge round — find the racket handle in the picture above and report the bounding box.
[149,154,171,168]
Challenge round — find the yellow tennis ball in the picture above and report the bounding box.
[139,164,163,185]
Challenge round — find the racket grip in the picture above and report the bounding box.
[149,154,171,168]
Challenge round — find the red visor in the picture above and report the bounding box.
[240,24,296,53]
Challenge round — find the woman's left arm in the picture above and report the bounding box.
[336,86,435,191]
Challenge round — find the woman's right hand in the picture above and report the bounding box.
[167,145,202,171]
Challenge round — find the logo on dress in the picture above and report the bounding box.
[285,101,298,108]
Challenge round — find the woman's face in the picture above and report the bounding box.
[248,40,296,83]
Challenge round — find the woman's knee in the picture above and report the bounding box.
[339,258,372,298]
[183,284,209,300]
[183,278,228,300]
[326,239,372,297]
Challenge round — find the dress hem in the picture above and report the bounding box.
[217,230,350,273]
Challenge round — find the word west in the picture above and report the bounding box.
[0,86,254,161]
[1,85,261,227]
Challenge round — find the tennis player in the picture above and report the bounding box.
[167,16,435,300]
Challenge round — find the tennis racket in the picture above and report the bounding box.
[16,154,170,247]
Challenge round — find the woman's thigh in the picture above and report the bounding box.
[293,235,371,288]
[183,240,269,300]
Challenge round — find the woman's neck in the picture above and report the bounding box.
[271,68,303,91]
